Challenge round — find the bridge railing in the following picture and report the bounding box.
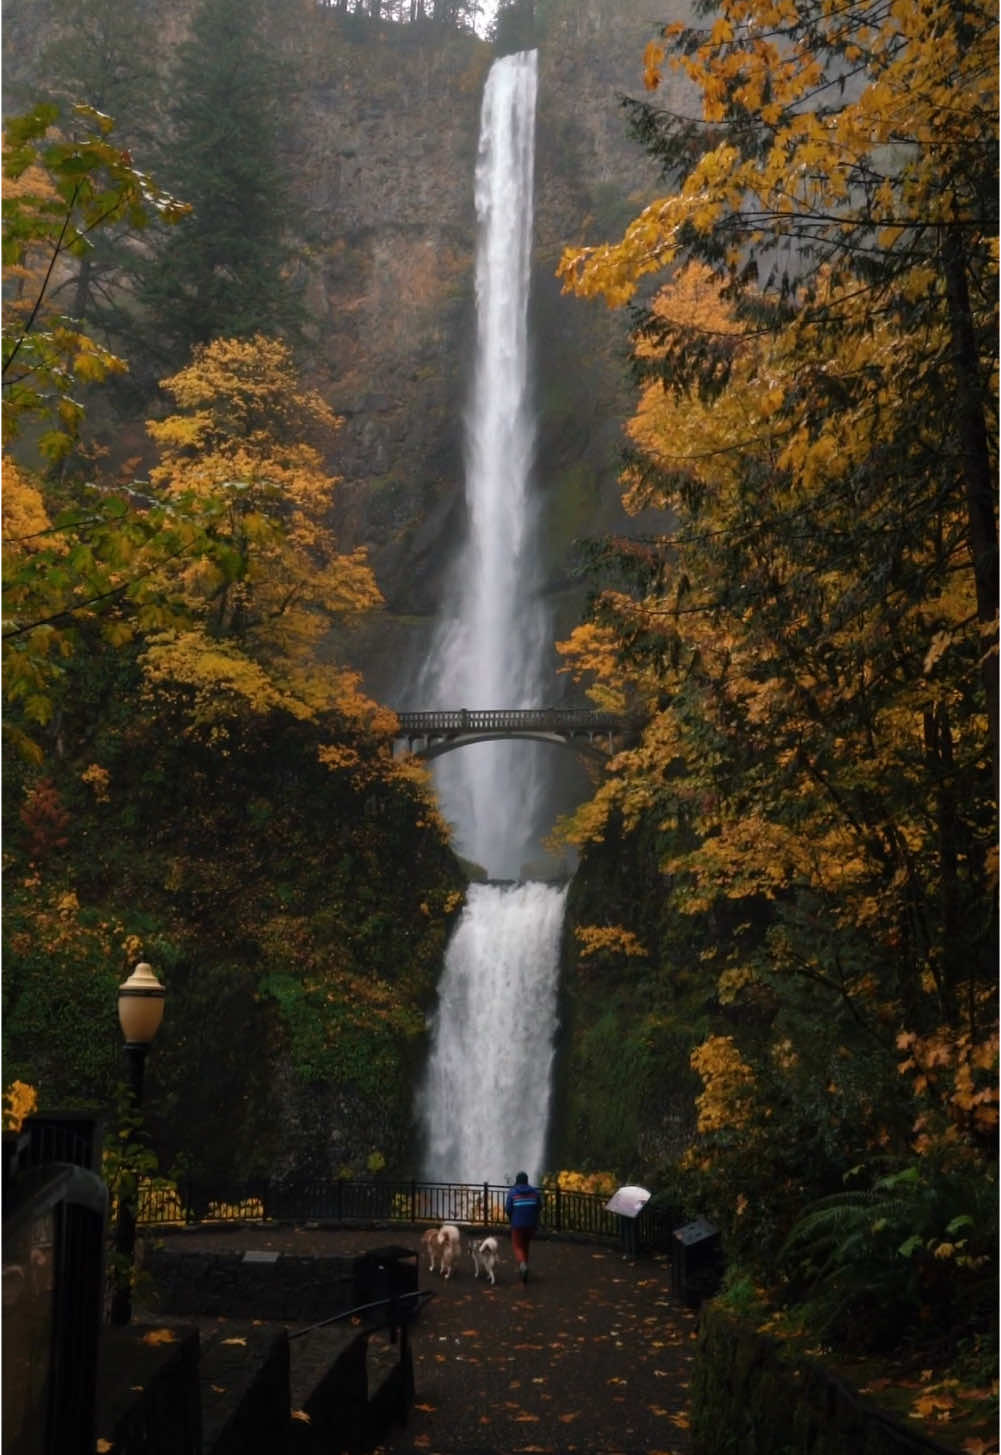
[135,1177,675,1252]
[395,709,622,736]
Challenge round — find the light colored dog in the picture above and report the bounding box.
[437,1222,462,1279]
[420,1226,441,1273]
[469,1234,500,1286]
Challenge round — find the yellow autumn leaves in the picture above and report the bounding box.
[552,0,997,1190]
[140,335,386,737]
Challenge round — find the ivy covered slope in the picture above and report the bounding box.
[2,107,465,1186]
[551,0,998,1391]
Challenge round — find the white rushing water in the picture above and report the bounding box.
[418,51,565,1186]
[418,48,548,882]
[420,881,567,1185]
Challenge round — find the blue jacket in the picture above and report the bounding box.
[505,1182,543,1229]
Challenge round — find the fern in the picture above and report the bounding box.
[779,1160,997,1350]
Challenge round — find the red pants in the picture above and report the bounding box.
[511,1226,534,1263]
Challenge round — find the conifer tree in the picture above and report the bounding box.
[137,0,304,374]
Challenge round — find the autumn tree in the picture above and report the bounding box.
[2,105,199,761]
[138,334,388,735]
[561,0,998,776]
[554,0,997,1355]
[4,280,465,1187]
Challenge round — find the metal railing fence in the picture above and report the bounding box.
[135,1177,675,1252]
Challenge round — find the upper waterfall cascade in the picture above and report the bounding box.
[417,47,546,882]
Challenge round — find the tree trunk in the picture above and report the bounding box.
[941,215,999,806]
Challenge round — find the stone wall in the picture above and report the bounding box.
[145,1243,419,1324]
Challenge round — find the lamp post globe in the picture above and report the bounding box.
[116,962,165,1107]
[110,962,166,1326]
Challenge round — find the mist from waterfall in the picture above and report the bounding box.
[418,51,565,1187]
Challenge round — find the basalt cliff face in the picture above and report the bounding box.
[293,1,678,704]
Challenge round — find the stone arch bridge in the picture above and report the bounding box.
[393,708,626,762]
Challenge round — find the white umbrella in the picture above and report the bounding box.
[604,1185,651,1218]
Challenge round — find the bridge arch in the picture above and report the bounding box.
[393,709,624,763]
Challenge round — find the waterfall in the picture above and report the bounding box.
[420,881,567,1185]
[418,50,565,1186]
[418,47,547,882]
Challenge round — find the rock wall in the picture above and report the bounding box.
[4,0,688,713]
[282,2,691,707]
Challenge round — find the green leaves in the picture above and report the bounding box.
[3,101,188,253]
[3,103,188,453]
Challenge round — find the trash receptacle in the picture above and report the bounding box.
[671,1216,723,1307]
[353,1244,418,1320]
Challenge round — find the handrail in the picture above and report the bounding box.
[287,1287,435,1341]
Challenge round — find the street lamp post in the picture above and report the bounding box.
[110,962,165,1326]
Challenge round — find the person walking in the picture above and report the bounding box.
[505,1171,543,1283]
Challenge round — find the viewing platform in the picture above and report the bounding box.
[393,708,625,761]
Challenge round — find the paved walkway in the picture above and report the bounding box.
[155,1225,698,1455]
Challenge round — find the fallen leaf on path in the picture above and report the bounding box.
[143,1329,178,1346]
[911,1390,956,1420]
[558,1412,580,1422]
[291,1410,311,1424]
[414,1403,436,1412]
[514,1414,540,1422]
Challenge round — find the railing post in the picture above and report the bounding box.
[411,1179,416,1223]
[555,1183,562,1233]
[336,1179,344,1223]
[483,1182,489,1226]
